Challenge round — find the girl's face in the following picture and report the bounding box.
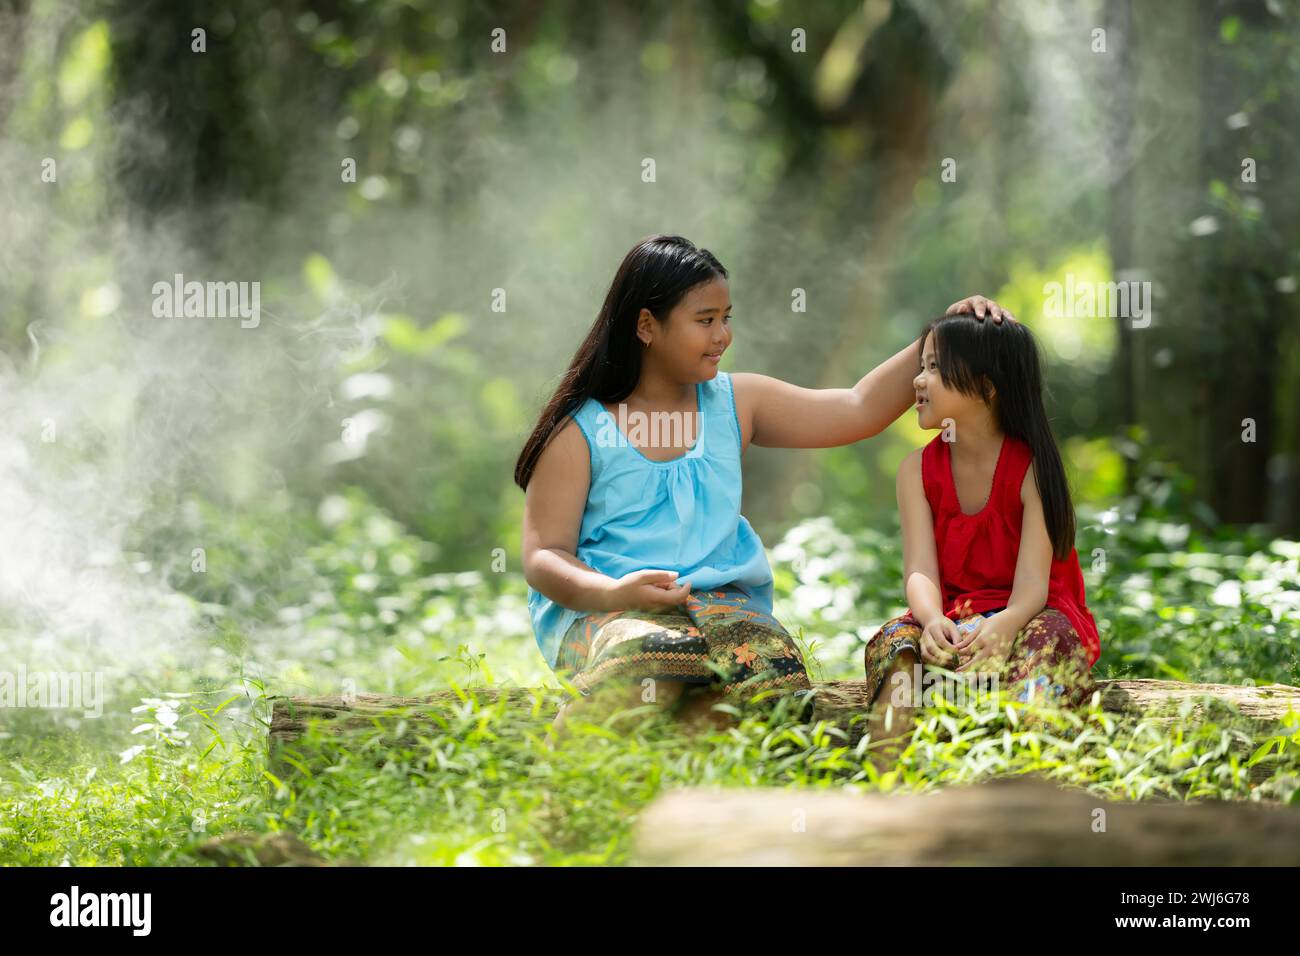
[913,331,984,430]
[638,277,732,382]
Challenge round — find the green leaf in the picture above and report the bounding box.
[381,312,466,354]
[424,313,467,350]
[211,694,242,716]
[303,253,342,304]
[1245,738,1278,767]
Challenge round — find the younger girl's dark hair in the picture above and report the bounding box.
[919,314,1077,559]
[514,234,728,489]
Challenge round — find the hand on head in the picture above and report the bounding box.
[944,295,1016,324]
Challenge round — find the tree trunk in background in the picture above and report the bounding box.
[750,0,948,525]
[1197,2,1272,526]
[1199,4,1300,532]
[0,0,31,129]
[0,0,58,355]
[1118,0,1300,531]
[1124,2,1209,502]
[103,0,300,254]
[1104,0,1137,494]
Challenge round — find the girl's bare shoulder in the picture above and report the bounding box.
[728,371,759,404]
[726,371,763,446]
[896,446,925,493]
[533,415,591,479]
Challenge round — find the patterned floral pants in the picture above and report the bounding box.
[862,607,1097,710]
[555,585,812,702]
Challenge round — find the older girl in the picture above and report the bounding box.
[517,234,1007,734]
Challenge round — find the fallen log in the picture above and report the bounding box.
[630,776,1300,866]
[193,831,337,867]
[267,679,1300,778]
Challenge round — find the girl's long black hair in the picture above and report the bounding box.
[514,235,728,489]
[921,314,1077,559]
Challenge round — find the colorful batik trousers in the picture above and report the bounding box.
[555,585,812,703]
[863,607,1096,710]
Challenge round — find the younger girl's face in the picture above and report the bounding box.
[913,332,982,430]
[640,277,733,382]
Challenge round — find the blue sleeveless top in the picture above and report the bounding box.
[527,371,774,670]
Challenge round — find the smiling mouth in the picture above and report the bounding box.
[705,351,724,359]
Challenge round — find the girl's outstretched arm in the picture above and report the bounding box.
[733,295,1012,449]
[521,420,690,612]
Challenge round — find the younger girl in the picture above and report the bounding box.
[863,313,1100,715]
[517,234,1007,732]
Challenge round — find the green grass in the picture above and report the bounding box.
[4,682,1298,867]
[3,456,1299,865]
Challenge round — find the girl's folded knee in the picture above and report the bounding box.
[891,645,920,668]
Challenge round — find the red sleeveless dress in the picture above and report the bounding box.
[917,433,1100,667]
